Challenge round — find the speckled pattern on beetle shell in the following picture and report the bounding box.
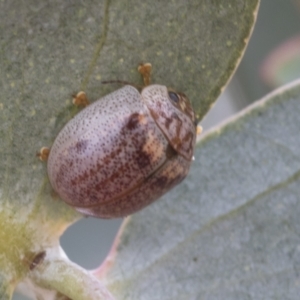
[47,85,196,218]
[142,85,196,160]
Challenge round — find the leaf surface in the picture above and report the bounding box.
[0,0,258,298]
[0,0,259,213]
[101,81,300,299]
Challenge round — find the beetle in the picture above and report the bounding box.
[40,63,200,218]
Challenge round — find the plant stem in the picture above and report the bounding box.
[29,248,115,300]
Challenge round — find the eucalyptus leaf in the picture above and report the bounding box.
[0,0,259,216]
[0,0,259,298]
[101,80,300,299]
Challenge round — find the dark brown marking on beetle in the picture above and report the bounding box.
[171,111,180,119]
[127,113,142,130]
[89,193,99,203]
[166,144,178,159]
[121,139,128,147]
[78,154,190,212]
[30,251,46,270]
[171,136,182,149]
[89,168,97,177]
[181,131,195,157]
[154,176,169,189]
[181,130,195,159]
[75,140,88,154]
[84,162,133,202]
[171,112,183,137]
[80,170,89,182]
[164,117,173,130]
[136,148,151,170]
[65,144,128,193]
[151,167,186,192]
[183,131,194,143]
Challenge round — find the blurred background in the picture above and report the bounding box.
[13,0,300,298]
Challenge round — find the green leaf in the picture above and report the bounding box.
[0,0,259,212]
[100,80,300,299]
[0,0,259,298]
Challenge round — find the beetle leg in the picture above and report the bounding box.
[37,147,50,161]
[72,91,90,107]
[197,125,203,135]
[138,63,152,86]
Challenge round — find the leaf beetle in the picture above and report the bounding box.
[40,63,200,218]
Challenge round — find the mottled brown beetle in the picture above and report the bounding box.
[42,63,200,218]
